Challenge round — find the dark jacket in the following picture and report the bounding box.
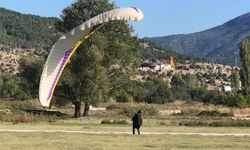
[131,112,142,128]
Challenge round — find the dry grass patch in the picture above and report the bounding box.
[233,108,250,116]
[0,113,49,123]
[0,99,40,109]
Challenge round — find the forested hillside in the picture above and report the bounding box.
[139,41,209,64]
[0,8,59,49]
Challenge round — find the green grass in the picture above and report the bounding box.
[1,118,250,133]
[0,100,250,149]
[0,119,250,149]
[0,132,249,150]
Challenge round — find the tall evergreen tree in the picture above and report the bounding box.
[230,68,240,92]
[239,39,250,95]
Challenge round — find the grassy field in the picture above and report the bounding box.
[0,131,250,150]
[0,100,250,149]
[0,118,250,133]
[0,119,250,150]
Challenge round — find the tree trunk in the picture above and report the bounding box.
[83,103,90,117]
[73,101,81,118]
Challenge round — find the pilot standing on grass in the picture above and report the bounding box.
[131,110,143,135]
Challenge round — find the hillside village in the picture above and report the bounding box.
[0,43,238,93]
[139,61,235,91]
[138,43,239,92]
[0,38,240,96]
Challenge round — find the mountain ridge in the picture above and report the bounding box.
[145,12,250,65]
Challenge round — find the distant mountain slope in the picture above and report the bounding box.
[138,41,209,64]
[0,7,59,49]
[145,12,250,65]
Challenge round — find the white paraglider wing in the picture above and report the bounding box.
[39,7,144,107]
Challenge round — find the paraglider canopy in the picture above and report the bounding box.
[39,7,143,107]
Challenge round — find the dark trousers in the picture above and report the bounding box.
[133,126,140,135]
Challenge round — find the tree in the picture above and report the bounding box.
[0,75,27,100]
[182,73,199,89]
[170,74,185,87]
[239,39,250,95]
[18,55,44,98]
[143,78,172,104]
[170,73,200,101]
[225,93,248,108]
[170,73,199,89]
[59,33,110,117]
[56,0,140,117]
[109,70,140,103]
[230,68,240,92]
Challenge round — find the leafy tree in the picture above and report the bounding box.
[230,68,240,92]
[225,93,248,108]
[18,55,44,98]
[239,39,250,95]
[109,70,141,103]
[143,78,172,104]
[170,73,200,101]
[0,75,27,100]
[134,82,149,103]
[56,0,140,117]
[57,32,110,117]
[170,74,185,87]
[182,73,199,89]
[171,73,199,89]
[190,87,209,102]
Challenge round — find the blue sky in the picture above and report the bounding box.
[1,0,250,37]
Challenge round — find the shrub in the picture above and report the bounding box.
[0,75,28,100]
[225,93,248,108]
[116,93,133,103]
[101,119,128,124]
[119,106,134,117]
[0,113,49,123]
[112,119,128,124]
[198,110,232,117]
[119,104,158,117]
[9,100,38,109]
[106,103,122,110]
[179,120,250,127]
[160,121,169,126]
[54,96,71,107]
[144,78,173,104]
[101,119,112,124]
